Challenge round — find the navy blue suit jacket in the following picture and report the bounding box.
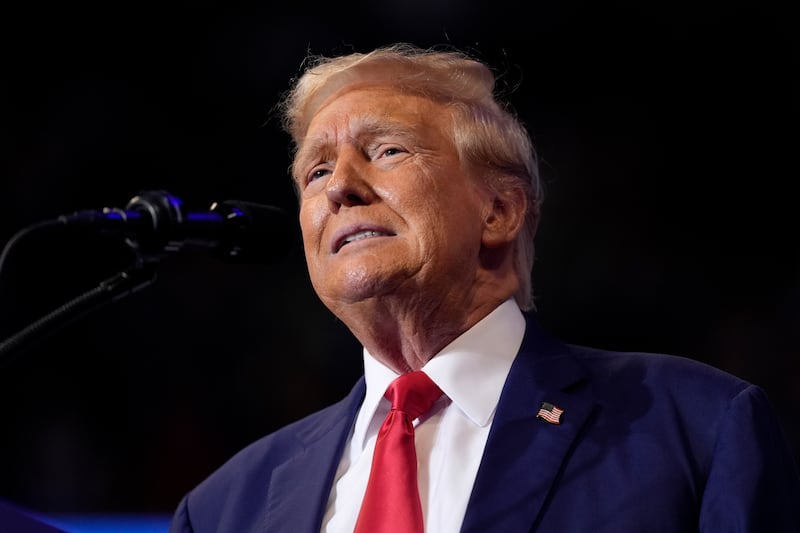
[169,315,800,532]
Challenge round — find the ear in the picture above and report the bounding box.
[481,184,528,249]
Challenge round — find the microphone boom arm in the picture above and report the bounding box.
[0,190,293,368]
[0,260,158,368]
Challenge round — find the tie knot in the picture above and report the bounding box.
[385,371,443,420]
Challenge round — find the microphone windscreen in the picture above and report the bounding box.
[209,200,297,264]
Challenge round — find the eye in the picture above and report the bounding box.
[306,166,331,186]
[377,145,406,159]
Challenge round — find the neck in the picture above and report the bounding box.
[332,285,515,374]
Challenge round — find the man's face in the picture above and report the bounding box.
[293,86,491,311]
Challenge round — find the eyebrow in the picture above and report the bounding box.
[293,116,417,178]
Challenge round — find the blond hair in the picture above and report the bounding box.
[278,43,543,310]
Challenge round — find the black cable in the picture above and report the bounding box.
[0,218,64,282]
[0,219,158,368]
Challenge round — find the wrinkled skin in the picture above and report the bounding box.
[294,86,526,372]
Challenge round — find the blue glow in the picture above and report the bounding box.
[185,212,223,222]
[165,193,183,208]
[34,514,172,533]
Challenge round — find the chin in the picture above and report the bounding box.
[317,264,409,306]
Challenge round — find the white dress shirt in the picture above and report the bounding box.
[321,299,526,532]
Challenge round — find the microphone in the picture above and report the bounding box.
[58,190,295,263]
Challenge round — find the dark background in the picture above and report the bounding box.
[1,0,797,515]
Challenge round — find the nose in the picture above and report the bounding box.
[325,154,374,212]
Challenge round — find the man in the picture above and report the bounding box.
[169,44,800,532]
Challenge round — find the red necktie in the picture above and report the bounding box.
[354,371,443,533]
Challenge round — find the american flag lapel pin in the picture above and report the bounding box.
[536,402,564,425]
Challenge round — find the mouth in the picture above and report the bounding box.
[333,228,395,253]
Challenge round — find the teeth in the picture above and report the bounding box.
[344,230,385,244]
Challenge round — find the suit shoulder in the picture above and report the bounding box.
[204,382,362,486]
[173,378,365,530]
[567,344,753,404]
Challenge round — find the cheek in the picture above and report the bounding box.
[299,201,327,245]
[298,205,325,279]
[413,194,468,245]
[433,196,486,254]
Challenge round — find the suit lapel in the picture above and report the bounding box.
[256,315,594,533]
[261,379,366,533]
[461,316,596,533]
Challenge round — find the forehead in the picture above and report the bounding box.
[300,86,450,147]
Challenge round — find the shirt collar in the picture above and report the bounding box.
[355,299,526,447]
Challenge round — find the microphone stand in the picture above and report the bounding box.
[0,192,176,369]
[0,258,158,368]
[0,189,293,368]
